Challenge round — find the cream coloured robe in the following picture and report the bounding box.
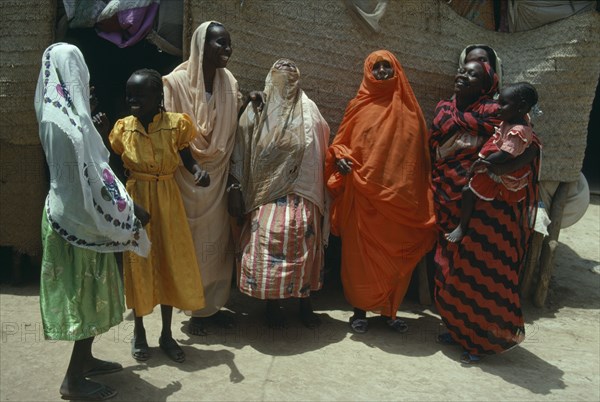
[163,21,241,317]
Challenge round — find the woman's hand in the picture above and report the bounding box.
[193,165,210,187]
[133,202,150,227]
[336,158,353,175]
[248,91,265,113]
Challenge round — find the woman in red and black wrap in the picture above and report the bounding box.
[429,60,541,364]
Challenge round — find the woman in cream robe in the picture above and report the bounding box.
[163,21,241,334]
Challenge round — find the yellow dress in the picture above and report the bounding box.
[109,112,205,316]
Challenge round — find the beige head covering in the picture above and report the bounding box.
[162,21,240,169]
[232,59,306,213]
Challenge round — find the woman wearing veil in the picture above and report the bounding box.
[325,50,436,334]
[230,59,330,328]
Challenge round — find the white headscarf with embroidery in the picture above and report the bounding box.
[35,43,150,256]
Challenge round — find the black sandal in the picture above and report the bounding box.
[130,336,149,362]
[386,318,408,333]
[159,336,185,363]
[349,316,368,333]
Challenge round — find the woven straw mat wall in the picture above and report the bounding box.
[0,0,55,254]
[186,0,599,183]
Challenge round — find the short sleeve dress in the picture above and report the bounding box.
[109,112,205,316]
[469,122,536,203]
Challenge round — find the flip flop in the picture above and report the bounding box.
[349,316,368,333]
[83,361,123,377]
[460,351,482,364]
[386,318,408,333]
[130,337,150,362]
[60,384,117,400]
[159,336,185,363]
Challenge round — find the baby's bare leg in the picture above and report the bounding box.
[445,186,475,243]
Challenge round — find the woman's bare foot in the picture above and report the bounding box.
[60,375,117,400]
[187,316,208,336]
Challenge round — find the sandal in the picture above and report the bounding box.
[130,336,149,362]
[436,332,458,345]
[386,318,408,333]
[349,316,368,333]
[159,336,185,363]
[460,351,482,364]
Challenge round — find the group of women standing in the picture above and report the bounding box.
[36,20,540,400]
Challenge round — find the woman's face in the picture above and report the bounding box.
[372,60,394,81]
[465,48,490,64]
[203,25,232,69]
[454,61,484,98]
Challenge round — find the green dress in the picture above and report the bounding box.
[39,210,125,341]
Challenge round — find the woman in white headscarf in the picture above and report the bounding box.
[162,21,241,335]
[230,59,330,328]
[36,43,150,401]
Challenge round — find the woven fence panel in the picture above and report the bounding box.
[0,0,54,254]
[0,0,55,145]
[186,0,599,182]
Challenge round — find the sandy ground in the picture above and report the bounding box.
[1,197,598,401]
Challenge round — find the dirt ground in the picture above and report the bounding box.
[1,196,598,401]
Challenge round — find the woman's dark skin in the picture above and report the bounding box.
[203,24,232,94]
[454,61,485,111]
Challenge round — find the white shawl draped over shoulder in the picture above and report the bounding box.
[162,22,240,317]
[35,43,150,256]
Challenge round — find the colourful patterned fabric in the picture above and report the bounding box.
[429,62,501,210]
[430,63,540,355]
[237,195,323,300]
[40,210,125,341]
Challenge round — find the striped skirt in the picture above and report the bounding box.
[237,194,324,299]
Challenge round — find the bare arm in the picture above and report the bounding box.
[484,144,539,176]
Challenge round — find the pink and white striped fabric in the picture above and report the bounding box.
[237,194,324,300]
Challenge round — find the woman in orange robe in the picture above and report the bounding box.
[325,50,436,334]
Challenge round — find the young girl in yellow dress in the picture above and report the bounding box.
[109,69,209,363]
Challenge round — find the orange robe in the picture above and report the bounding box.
[325,50,436,318]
